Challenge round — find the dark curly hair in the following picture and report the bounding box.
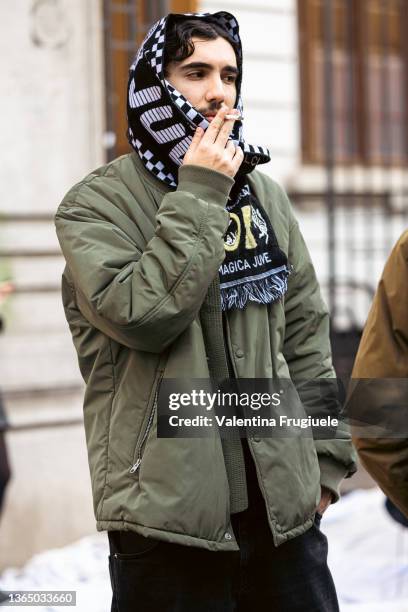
[163,18,240,77]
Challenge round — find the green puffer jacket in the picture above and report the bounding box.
[55,152,356,551]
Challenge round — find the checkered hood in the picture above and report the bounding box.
[126,11,271,188]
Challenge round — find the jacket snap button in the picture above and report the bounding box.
[235,349,244,358]
[224,532,232,540]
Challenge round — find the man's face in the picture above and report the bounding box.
[165,36,238,121]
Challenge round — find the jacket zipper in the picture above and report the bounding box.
[222,312,237,378]
[129,371,164,474]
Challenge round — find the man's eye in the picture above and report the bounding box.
[224,75,237,83]
[188,71,203,79]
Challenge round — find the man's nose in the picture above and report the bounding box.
[205,75,225,104]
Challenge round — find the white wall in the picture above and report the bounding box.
[0,0,105,568]
[201,0,300,184]
[0,0,105,215]
[0,0,106,392]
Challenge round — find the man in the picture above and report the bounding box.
[349,231,408,519]
[56,11,356,611]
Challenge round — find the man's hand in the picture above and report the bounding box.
[182,104,244,178]
[316,486,333,515]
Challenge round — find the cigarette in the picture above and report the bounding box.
[225,113,244,121]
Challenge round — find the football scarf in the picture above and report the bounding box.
[127,11,290,310]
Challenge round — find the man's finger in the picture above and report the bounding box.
[231,145,244,173]
[225,139,236,156]
[188,127,204,153]
[201,105,229,143]
[214,112,240,148]
[232,143,243,158]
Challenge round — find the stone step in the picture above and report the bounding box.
[0,332,82,393]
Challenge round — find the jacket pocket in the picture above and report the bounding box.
[129,368,164,475]
[109,531,161,558]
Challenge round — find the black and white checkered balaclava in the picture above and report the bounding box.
[126,11,271,186]
[127,11,290,311]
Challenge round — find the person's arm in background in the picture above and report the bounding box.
[0,282,14,516]
[348,231,408,518]
[0,282,13,333]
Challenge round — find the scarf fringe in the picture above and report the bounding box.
[220,268,291,311]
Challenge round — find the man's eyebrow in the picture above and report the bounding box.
[179,61,239,74]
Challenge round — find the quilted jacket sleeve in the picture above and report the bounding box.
[283,215,357,502]
[55,165,231,353]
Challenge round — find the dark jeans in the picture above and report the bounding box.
[108,445,339,612]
